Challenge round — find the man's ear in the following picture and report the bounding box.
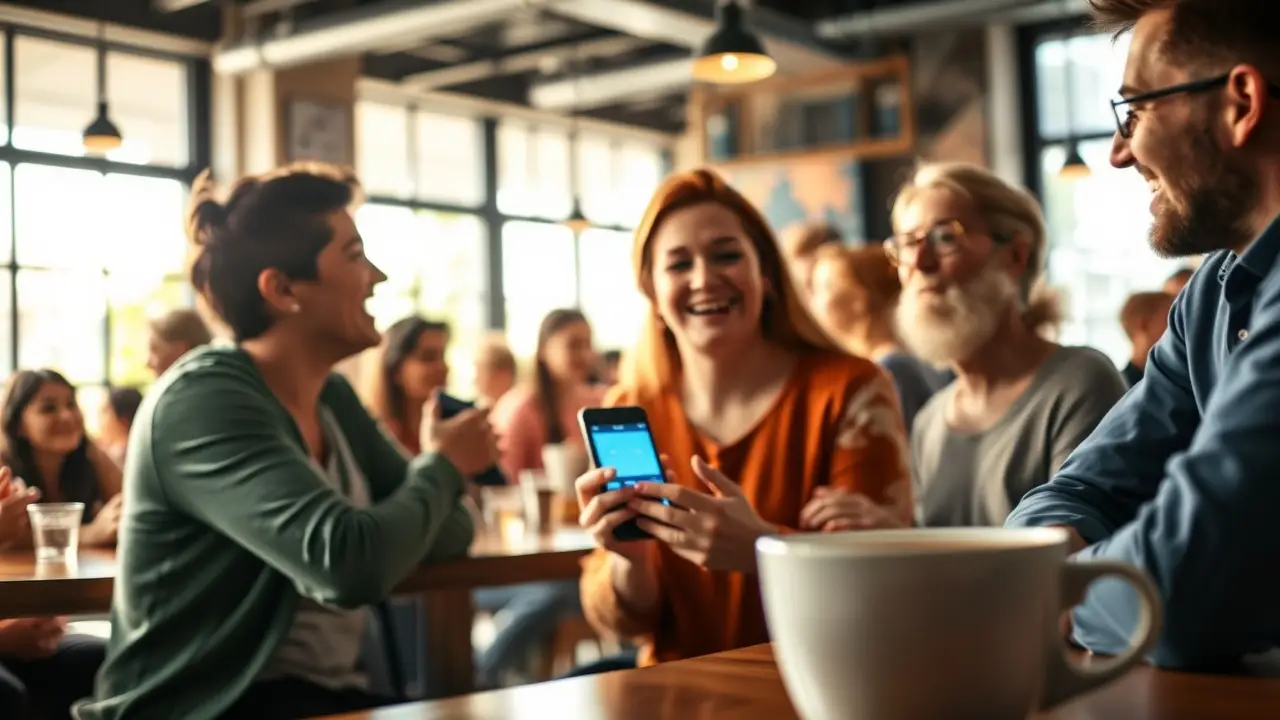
[1224,64,1268,149]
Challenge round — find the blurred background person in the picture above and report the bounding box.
[0,369,123,547]
[809,244,950,433]
[97,386,144,467]
[595,349,622,389]
[1163,267,1194,295]
[781,222,843,299]
[473,333,517,409]
[1118,291,1174,387]
[366,316,451,454]
[146,308,213,378]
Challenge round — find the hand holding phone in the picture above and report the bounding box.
[577,406,671,542]
[421,392,500,479]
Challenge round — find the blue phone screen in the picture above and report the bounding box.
[589,422,665,494]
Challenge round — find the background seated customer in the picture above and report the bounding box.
[575,168,913,669]
[0,466,105,720]
[0,369,123,546]
[78,164,495,720]
[1008,0,1280,670]
[145,307,213,377]
[96,386,144,468]
[808,244,951,434]
[480,308,599,688]
[1118,291,1174,387]
[780,221,843,300]
[890,162,1126,527]
[473,333,517,408]
[366,316,452,455]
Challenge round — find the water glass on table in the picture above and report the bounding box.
[27,502,83,562]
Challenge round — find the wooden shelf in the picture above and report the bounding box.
[691,55,915,169]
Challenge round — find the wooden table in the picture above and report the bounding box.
[0,527,596,696]
[319,643,1280,719]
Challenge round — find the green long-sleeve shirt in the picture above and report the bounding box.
[74,347,474,720]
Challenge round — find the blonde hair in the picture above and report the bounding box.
[890,161,1062,336]
[621,168,839,399]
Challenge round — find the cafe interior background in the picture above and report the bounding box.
[0,0,1187,426]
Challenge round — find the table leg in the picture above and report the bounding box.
[421,588,476,698]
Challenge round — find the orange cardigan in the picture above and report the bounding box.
[579,351,913,666]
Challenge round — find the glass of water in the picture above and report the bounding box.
[27,503,84,562]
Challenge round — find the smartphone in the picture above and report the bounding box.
[578,406,669,541]
[437,392,509,487]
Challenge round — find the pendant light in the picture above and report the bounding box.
[692,0,776,85]
[83,14,122,154]
[562,50,591,234]
[1058,30,1089,180]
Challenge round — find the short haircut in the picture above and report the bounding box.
[477,334,517,375]
[784,223,844,259]
[1120,291,1174,338]
[185,163,361,342]
[147,308,212,348]
[1088,0,1278,77]
[106,386,145,427]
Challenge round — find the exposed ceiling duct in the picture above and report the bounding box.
[815,0,1044,39]
[528,56,691,111]
[213,0,557,75]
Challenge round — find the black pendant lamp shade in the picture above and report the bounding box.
[692,0,776,85]
[83,17,121,154]
[1059,142,1091,180]
[564,202,591,234]
[83,100,122,153]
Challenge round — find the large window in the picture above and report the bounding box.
[357,98,669,387]
[1,30,199,424]
[501,221,577,358]
[355,203,487,395]
[1028,27,1183,364]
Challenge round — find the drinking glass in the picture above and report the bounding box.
[27,502,84,562]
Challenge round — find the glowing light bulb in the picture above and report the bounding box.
[720,54,740,71]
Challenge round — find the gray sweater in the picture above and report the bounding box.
[910,346,1127,527]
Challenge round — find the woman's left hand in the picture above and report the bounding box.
[798,487,906,532]
[628,456,775,573]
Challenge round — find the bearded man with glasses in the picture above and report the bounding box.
[1007,0,1280,670]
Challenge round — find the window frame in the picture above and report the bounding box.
[0,24,210,383]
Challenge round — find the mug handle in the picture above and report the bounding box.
[1039,561,1163,709]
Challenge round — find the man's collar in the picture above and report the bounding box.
[1233,212,1280,278]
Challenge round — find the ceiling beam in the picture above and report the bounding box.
[400,34,650,92]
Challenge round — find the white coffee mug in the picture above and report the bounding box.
[757,527,1162,720]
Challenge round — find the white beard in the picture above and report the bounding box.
[895,263,1018,366]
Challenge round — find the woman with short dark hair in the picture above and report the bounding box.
[78,164,498,720]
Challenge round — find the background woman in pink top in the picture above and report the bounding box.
[476,308,600,688]
[489,309,604,481]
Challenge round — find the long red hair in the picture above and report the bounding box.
[621,168,839,399]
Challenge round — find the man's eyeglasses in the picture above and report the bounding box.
[883,220,968,267]
[1112,74,1280,139]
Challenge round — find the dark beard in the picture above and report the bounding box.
[1149,128,1258,258]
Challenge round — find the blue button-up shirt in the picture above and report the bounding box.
[1006,213,1280,669]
